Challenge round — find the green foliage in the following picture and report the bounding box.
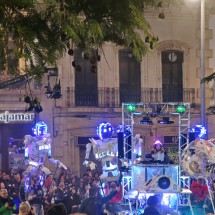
[0,0,170,77]
[201,73,215,84]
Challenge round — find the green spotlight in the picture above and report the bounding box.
[176,105,186,113]
[126,104,136,112]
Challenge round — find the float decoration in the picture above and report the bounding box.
[84,122,119,181]
[23,121,68,192]
[190,181,208,202]
[182,138,215,178]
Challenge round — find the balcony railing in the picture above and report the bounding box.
[66,87,196,108]
[75,89,98,106]
[120,91,141,104]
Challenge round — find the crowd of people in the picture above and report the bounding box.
[0,168,122,215]
[0,138,203,215]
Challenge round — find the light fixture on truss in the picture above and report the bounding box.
[150,105,162,118]
[191,124,207,139]
[139,116,153,125]
[158,116,174,124]
[45,76,62,99]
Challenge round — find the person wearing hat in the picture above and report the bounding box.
[150,140,170,163]
[79,186,120,215]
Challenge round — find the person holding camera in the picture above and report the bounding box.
[0,189,16,215]
[18,202,36,215]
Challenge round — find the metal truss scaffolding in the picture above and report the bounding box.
[121,102,191,203]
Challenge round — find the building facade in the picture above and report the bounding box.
[0,0,215,174]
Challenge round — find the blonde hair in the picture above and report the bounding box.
[19,202,31,214]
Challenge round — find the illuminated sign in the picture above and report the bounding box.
[95,150,117,159]
[39,144,51,151]
[0,111,35,123]
[32,121,48,136]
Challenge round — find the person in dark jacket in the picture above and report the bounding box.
[46,203,67,215]
[143,195,161,215]
[79,186,119,215]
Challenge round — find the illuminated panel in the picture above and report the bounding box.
[32,121,48,136]
[97,122,114,139]
[191,124,207,139]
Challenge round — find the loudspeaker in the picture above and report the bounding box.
[117,132,124,158]
[142,175,181,193]
[189,132,196,143]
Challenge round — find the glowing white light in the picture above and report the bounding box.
[192,124,207,138]
[32,121,48,136]
[97,122,114,139]
[141,193,177,207]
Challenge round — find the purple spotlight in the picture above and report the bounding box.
[154,140,162,146]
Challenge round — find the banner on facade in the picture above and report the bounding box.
[0,111,35,123]
[163,136,180,164]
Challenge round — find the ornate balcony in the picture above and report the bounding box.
[66,87,196,108]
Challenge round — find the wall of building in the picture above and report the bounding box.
[39,1,215,175]
[0,1,215,174]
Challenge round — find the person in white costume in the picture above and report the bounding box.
[84,122,120,181]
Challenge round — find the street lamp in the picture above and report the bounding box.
[200,0,206,127]
[187,0,206,126]
[189,0,206,126]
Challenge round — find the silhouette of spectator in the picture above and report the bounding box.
[45,203,67,215]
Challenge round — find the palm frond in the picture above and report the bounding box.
[201,73,215,84]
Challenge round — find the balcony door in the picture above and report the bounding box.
[119,49,141,103]
[74,49,98,106]
[162,51,183,102]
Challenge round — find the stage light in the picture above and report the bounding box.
[97,122,114,139]
[24,95,31,104]
[191,124,207,139]
[139,116,153,125]
[150,112,157,118]
[176,105,186,113]
[126,104,136,112]
[150,105,162,118]
[143,193,177,207]
[68,49,74,56]
[32,121,48,136]
[154,139,162,146]
[27,104,34,112]
[34,105,43,113]
[72,61,76,67]
[158,117,174,124]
